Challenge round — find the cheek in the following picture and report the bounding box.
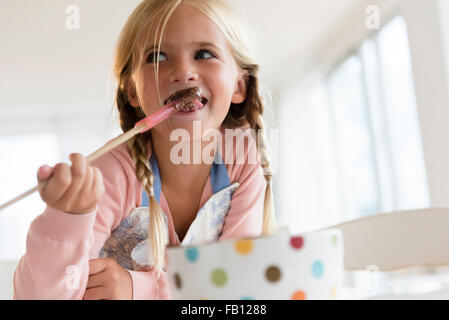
[207,64,236,104]
[136,69,161,114]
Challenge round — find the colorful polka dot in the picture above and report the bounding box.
[174,273,182,289]
[168,231,343,299]
[331,234,338,246]
[291,290,306,300]
[265,265,281,282]
[211,269,228,287]
[234,239,254,255]
[290,236,304,250]
[312,260,324,278]
[185,247,199,263]
[330,285,338,299]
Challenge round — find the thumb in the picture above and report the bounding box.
[37,165,54,181]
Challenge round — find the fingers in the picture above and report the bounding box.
[40,162,72,204]
[84,259,112,300]
[91,167,106,203]
[85,258,133,300]
[37,153,104,214]
[37,165,54,181]
[88,258,110,275]
[83,286,109,300]
[76,166,95,209]
[59,153,88,208]
[86,271,105,289]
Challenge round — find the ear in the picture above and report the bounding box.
[231,70,248,104]
[126,80,140,108]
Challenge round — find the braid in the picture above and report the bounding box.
[225,72,277,236]
[126,135,167,278]
[117,80,167,278]
[255,114,276,236]
[246,74,277,236]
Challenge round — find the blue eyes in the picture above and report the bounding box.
[146,52,166,63]
[146,52,168,63]
[194,50,214,60]
[146,49,215,64]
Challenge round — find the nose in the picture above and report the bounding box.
[168,60,199,83]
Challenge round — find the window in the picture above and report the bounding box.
[326,16,429,221]
[328,55,380,220]
[279,16,429,231]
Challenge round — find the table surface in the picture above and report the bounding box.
[3,259,449,300]
[338,269,449,299]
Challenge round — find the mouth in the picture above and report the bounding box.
[164,87,208,113]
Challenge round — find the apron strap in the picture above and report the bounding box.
[140,154,161,206]
[210,151,231,194]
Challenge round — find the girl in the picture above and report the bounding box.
[13,0,275,300]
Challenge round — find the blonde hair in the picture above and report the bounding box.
[112,0,276,278]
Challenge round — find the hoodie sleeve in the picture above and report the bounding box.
[13,147,140,299]
[127,270,173,300]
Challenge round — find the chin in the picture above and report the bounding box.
[168,119,223,141]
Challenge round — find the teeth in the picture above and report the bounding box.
[177,96,207,113]
[164,87,209,113]
[164,87,202,106]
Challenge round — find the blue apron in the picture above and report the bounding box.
[99,151,239,271]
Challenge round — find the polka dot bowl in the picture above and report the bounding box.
[166,228,344,300]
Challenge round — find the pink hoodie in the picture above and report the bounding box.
[13,126,266,299]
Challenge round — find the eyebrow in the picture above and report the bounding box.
[144,41,220,54]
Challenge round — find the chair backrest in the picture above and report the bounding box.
[318,207,449,271]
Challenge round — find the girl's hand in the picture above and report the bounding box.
[83,258,133,300]
[37,153,105,215]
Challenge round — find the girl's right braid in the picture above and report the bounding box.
[126,134,167,278]
[117,81,167,278]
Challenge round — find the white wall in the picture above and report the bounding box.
[402,0,449,207]
[439,0,449,95]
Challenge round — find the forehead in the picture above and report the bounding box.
[141,4,229,51]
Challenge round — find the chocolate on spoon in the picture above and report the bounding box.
[164,87,203,112]
[0,87,206,212]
